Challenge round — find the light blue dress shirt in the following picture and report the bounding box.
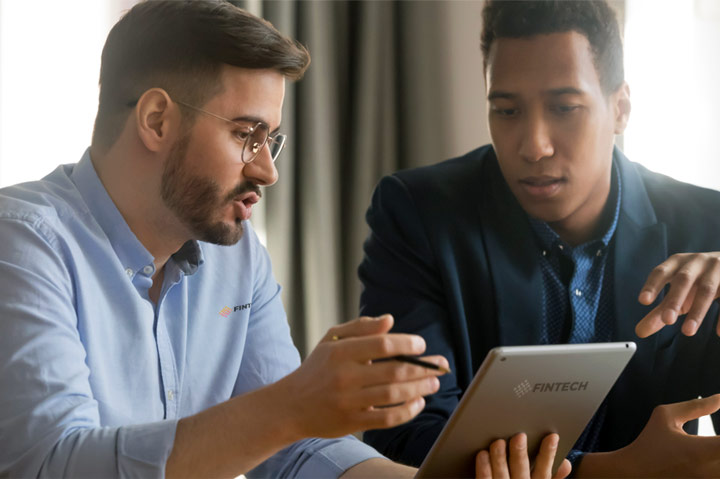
[0,149,382,478]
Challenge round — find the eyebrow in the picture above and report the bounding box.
[487,91,516,101]
[487,87,586,101]
[231,115,267,126]
[229,115,281,134]
[546,87,585,97]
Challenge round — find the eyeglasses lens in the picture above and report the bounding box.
[242,125,268,163]
[269,135,287,162]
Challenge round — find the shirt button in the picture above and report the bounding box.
[167,389,175,401]
[558,244,564,251]
[574,289,583,297]
[125,268,133,277]
[596,249,603,257]
[143,265,154,275]
[542,250,548,257]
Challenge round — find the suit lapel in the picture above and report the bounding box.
[604,149,669,449]
[612,148,668,346]
[613,221,667,344]
[480,154,544,345]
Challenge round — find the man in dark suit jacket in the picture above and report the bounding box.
[360,1,720,476]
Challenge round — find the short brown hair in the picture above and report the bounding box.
[481,0,623,95]
[92,0,310,150]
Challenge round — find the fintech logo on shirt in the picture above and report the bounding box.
[218,303,252,317]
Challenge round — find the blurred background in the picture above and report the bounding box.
[1,0,719,362]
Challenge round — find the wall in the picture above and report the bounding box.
[0,0,135,187]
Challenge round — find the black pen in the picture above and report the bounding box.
[331,336,451,374]
[391,355,451,374]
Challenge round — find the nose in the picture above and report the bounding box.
[518,112,554,163]
[242,143,279,187]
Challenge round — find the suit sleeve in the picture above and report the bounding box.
[358,174,463,467]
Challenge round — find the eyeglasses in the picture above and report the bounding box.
[126,98,286,164]
[173,100,287,164]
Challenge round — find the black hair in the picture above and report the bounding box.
[481,0,624,94]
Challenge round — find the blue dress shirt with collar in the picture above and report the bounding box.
[528,164,621,346]
[527,163,622,470]
[0,149,382,478]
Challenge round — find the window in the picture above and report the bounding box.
[624,0,720,192]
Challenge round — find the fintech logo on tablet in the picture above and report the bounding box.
[533,381,589,393]
[513,380,532,398]
[514,379,589,398]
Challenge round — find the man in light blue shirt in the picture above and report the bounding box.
[0,2,451,477]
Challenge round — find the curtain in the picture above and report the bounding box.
[238,0,489,356]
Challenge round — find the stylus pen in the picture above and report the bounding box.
[391,355,451,374]
[331,336,451,374]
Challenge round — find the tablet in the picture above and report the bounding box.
[416,342,636,478]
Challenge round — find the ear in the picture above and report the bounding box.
[134,88,178,152]
[612,82,631,135]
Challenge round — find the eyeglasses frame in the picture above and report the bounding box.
[126,97,287,164]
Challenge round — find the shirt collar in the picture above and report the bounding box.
[70,148,204,277]
[528,158,622,254]
[173,240,204,275]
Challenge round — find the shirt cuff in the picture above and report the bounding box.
[297,436,384,478]
[249,435,385,479]
[117,419,179,478]
[565,449,585,478]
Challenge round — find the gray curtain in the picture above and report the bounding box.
[239,0,489,356]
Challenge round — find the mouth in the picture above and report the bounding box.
[232,191,260,221]
[518,175,567,198]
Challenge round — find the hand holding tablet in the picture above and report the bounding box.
[476,432,572,479]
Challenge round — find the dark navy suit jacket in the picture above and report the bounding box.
[359,145,720,466]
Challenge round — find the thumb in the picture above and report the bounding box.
[323,314,394,342]
[667,394,720,426]
[553,459,572,479]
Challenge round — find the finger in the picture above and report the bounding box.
[660,394,720,427]
[680,287,697,315]
[508,433,531,479]
[410,354,451,374]
[350,376,440,409]
[354,396,425,430]
[635,302,668,338]
[716,307,720,337]
[639,257,682,305]
[489,439,510,479]
[655,260,707,328]
[683,258,720,336]
[531,433,558,479]
[364,356,448,387]
[330,333,427,362]
[552,459,572,479]
[324,314,394,342]
[476,450,493,479]
[374,354,450,375]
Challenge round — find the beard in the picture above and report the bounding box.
[160,133,260,246]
